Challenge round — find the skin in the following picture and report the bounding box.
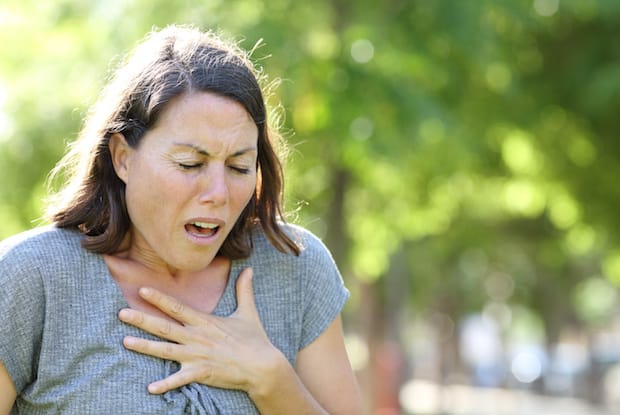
[0,362,16,414]
[0,91,363,414]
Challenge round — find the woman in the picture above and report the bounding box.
[0,25,362,414]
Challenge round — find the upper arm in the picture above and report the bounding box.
[0,237,47,397]
[295,315,363,415]
[0,361,17,415]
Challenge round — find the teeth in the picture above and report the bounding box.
[192,221,218,229]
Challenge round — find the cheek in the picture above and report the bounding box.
[231,177,257,210]
[125,162,181,217]
[125,179,161,224]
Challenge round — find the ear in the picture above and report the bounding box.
[108,133,132,184]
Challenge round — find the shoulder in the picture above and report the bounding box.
[248,223,343,294]
[0,226,84,272]
[1,225,83,257]
[251,223,337,268]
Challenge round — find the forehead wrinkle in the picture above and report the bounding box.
[172,142,256,157]
[173,142,209,156]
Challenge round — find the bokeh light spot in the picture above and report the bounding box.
[350,39,374,63]
[511,351,543,383]
[533,0,560,17]
[486,62,512,93]
[350,116,374,141]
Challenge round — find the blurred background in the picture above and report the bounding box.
[1,0,620,414]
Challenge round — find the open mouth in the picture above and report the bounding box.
[185,221,220,238]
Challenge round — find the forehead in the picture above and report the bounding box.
[157,91,254,127]
[146,91,258,151]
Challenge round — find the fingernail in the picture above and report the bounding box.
[139,287,152,297]
[123,336,137,347]
[118,309,131,320]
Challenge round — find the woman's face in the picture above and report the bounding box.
[111,91,258,273]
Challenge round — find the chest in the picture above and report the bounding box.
[105,258,230,321]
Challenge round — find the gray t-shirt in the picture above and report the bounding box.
[0,224,348,414]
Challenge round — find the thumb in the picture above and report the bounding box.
[235,268,258,318]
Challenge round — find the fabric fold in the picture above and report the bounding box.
[162,361,222,415]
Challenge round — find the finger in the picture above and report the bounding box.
[122,335,188,361]
[234,268,258,318]
[147,367,207,395]
[138,287,205,325]
[119,308,186,342]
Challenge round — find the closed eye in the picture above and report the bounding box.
[179,163,202,170]
[229,166,251,175]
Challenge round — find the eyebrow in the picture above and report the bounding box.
[172,142,257,157]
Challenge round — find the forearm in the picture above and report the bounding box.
[0,361,17,415]
[247,353,329,415]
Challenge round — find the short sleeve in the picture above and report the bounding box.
[0,238,45,392]
[298,233,350,349]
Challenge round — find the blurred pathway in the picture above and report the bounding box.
[399,380,615,415]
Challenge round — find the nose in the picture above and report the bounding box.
[198,163,228,206]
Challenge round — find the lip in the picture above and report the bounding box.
[184,217,226,244]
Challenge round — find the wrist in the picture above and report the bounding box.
[247,348,292,400]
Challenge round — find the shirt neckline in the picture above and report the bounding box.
[93,253,247,318]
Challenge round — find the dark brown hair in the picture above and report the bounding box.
[46,25,300,258]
